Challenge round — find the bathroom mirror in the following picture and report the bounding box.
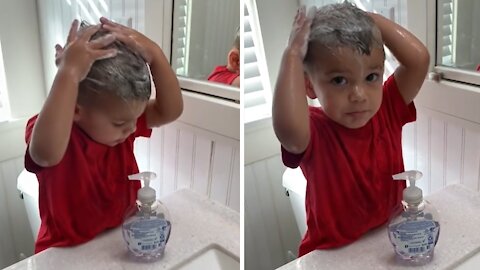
[170,0,240,88]
[437,0,480,72]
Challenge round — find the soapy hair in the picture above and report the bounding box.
[78,21,151,105]
[305,2,384,69]
[233,26,240,51]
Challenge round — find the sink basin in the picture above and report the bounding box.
[171,244,239,270]
[452,251,480,269]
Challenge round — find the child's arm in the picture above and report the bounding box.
[369,13,430,104]
[272,7,314,154]
[231,76,240,87]
[100,18,183,128]
[29,22,117,167]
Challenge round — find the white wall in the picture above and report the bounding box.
[255,0,298,91]
[0,0,45,120]
[0,0,45,162]
[0,0,46,268]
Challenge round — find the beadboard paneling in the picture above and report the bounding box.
[0,157,34,269]
[147,121,240,212]
[404,107,480,195]
[245,155,301,270]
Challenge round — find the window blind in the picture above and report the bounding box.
[438,0,454,65]
[171,0,190,76]
[244,1,272,123]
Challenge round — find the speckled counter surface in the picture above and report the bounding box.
[5,189,240,270]
[276,184,480,270]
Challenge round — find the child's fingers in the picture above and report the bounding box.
[306,6,317,20]
[112,32,150,61]
[78,25,102,42]
[54,44,63,56]
[100,17,130,32]
[101,23,133,37]
[100,17,119,27]
[293,6,306,25]
[111,32,137,48]
[299,5,306,16]
[66,20,79,44]
[93,48,118,60]
[54,44,63,66]
[54,44,64,66]
[88,34,116,49]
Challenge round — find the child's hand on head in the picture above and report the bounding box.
[287,5,316,60]
[55,20,117,83]
[100,17,160,65]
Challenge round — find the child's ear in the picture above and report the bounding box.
[73,105,82,122]
[304,73,317,99]
[228,48,240,72]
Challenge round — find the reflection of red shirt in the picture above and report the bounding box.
[207,65,239,85]
[282,75,416,257]
[25,114,151,253]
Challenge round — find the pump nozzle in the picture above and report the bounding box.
[128,172,157,204]
[392,170,423,204]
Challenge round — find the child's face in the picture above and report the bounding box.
[74,94,147,146]
[306,46,385,129]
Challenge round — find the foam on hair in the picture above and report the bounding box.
[233,26,240,50]
[305,2,384,67]
[78,21,151,105]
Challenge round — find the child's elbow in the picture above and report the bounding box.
[162,98,183,123]
[170,99,183,121]
[418,47,430,72]
[273,122,309,154]
[29,146,63,168]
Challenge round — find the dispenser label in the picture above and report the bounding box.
[124,218,171,252]
[389,220,440,256]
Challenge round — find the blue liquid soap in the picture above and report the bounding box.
[122,172,171,261]
[388,170,440,266]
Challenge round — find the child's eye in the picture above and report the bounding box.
[113,122,125,127]
[331,76,347,85]
[366,73,380,82]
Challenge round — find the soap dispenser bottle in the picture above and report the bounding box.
[388,170,440,265]
[122,171,171,261]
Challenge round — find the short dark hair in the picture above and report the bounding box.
[233,26,240,50]
[78,21,151,105]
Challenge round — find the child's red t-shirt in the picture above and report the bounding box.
[207,65,239,85]
[24,114,151,253]
[282,75,416,256]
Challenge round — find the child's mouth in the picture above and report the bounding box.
[346,110,368,116]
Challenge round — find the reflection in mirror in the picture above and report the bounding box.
[437,0,480,71]
[171,0,240,87]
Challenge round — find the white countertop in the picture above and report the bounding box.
[277,184,480,270]
[5,189,239,270]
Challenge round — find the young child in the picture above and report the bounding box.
[207,27,240,87]
[25,18,183,253]
[272,3,429,257]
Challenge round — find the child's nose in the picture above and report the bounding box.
[123,123,136,135]
[349,85,367,102]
